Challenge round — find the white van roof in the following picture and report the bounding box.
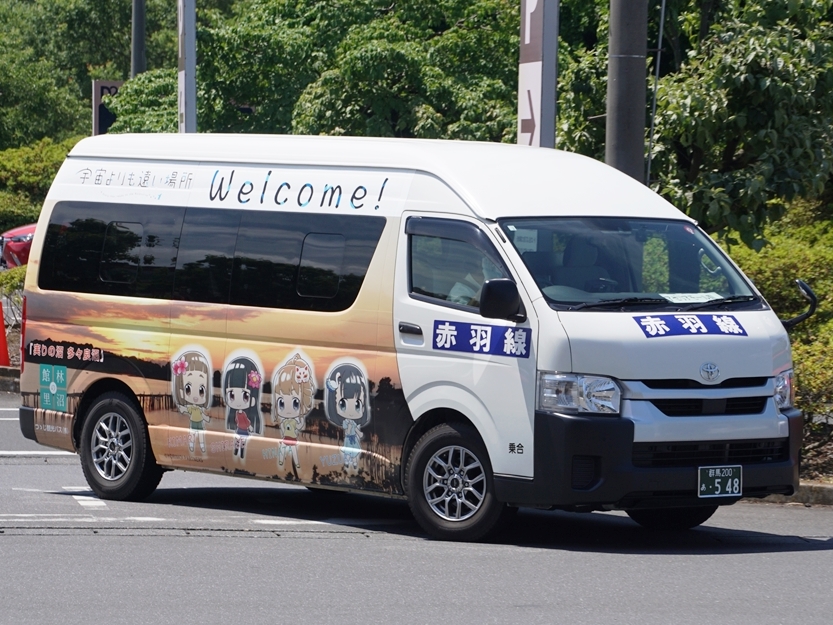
[67,133,690,222]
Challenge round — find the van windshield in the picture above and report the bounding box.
[498,217,760,311]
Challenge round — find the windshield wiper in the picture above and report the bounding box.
[569,297,670,311]
[680,295,759,311]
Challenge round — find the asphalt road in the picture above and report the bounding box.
[2,392,832,625]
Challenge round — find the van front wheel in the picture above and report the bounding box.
[79,392,163,501]
[626,505,718,530]
[405,423,514,541]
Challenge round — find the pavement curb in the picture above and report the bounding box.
[0,366,19,393]
[759,482,833,506]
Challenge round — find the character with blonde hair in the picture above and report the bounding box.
[271,353,316,470]
[171,349,211,454]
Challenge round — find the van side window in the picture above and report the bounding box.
[172,208,240,304]
[406,217,509,309]
[39,202,185,298]
[230,212,384,312]
[100,222,142,284]
[297,234,345,298]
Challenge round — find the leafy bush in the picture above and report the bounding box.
[727,201,833,476]
[0,191,40,233]
[0,136,83,204]
[0,265,27,328]
[104,69,178,134]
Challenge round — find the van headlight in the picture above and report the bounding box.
[774,369,795,411]
[537,372,621,415]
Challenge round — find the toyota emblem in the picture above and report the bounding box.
[700,362,720,382]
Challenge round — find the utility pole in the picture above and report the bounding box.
[605,0,648,182]
[178,0,197,133]
[131,0,146,78]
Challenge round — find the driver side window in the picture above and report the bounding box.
[407,218,508,309]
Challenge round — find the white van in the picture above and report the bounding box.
[18,134,809,541]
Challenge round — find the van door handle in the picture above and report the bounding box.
[398,322,423,336]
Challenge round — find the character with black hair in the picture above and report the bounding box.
[223,355,263,460]
[324,361,371,471]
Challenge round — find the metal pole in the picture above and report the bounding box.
[178,0,197,133]
[517,0,559,148]
[131,0,146,78]
[605,0,649,182]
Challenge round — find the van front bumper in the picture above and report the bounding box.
[493,409,802,510]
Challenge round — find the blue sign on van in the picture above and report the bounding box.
[634,314,747,338]
[433,321,531,358]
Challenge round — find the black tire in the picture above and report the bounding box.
[626,505,718,530]
[405,423,515,541]
[79,391,163,501]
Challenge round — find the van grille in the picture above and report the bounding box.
[642,377,767,389]
[632,438,789,468]
[650,396,768,416]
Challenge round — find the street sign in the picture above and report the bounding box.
[518,0,558,148]
[92,80,124,136]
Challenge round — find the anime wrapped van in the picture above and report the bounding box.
[18,134,812,541]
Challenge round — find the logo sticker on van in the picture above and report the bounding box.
[433,321,531,358]
[634,314,747,338]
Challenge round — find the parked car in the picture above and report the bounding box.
[0,223,36,268]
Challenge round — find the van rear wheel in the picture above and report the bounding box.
[626,505,718,530]
[79,392,163,501]
[405,423,515,541]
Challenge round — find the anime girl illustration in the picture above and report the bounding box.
[223,354,263,460]
[270,352,316,471]
[171,348,212,454]
[324,361,371,471]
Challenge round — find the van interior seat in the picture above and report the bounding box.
[552,237,610,291]
[522,251,562,285]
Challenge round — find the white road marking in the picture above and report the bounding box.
[324,518,407,526]
[0,514,90,518]
[61,487,107,509]
[0,451,75,456]
[0,408,19,411]
[0,417,20,420]
[73,495,107,509]
[251,519,326,526]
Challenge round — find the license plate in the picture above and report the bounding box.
[698,465,742,498]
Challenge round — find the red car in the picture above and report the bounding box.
[0,223,36,268]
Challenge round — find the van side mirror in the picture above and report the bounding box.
[480,279,526,322]
[781,279,818,331]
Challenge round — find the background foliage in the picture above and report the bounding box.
[1,0,832,461]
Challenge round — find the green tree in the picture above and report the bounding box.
[556,0,833,246]
[0,2,87,150]
[651,3,833,247]
[106,0,519,141]
[292,1,519,140]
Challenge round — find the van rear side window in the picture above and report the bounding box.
[39,202,385,312]
[230,212,385,312]
[39,202,184,299]
[100,222,143,284]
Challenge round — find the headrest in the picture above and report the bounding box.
[563,238,598,267]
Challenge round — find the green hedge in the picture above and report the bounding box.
[0,191,40,233]
[0,136,83,204]
[727,202,833,476]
